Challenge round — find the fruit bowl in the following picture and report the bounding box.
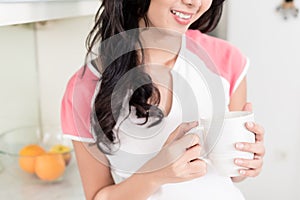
[0,126,74,183]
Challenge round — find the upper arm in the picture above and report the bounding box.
[60,65,112,199]
[73,141,114,200]
[228,77,247,111]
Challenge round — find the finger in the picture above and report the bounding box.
[242,102,253,112]
[182,144,201,162]
[187,159,207,176]
[186,170,206,180]
[164,134,200,164]
[164,121,199,146]
[177,121,199,139]
[239,168,262,177]
[234,158,263,169]
[235,142,265,156]
[173,133,200,149]
[245,122,265,142]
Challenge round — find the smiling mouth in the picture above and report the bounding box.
[171,10,192,20]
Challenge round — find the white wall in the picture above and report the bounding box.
[35,16,94,129]
[227,0,300,199]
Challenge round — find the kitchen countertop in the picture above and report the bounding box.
[0,157,85,200]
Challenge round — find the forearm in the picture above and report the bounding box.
[94,172,160,200]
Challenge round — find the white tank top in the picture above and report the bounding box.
[106,45,245,200]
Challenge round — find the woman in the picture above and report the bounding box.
[61,0,265,199]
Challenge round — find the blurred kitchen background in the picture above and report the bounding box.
[0,0,299,199]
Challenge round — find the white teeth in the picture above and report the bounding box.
[171,10,192,19]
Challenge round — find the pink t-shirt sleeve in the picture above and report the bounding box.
[61,66,99,143]
[186,30,249,96]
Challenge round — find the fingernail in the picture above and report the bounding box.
[235,159,243,165]
[236,143,244,149]
[240,170,246,175]
[247,122,254,128]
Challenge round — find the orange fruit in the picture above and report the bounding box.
[34,153,66,181]
[18,144,46,174]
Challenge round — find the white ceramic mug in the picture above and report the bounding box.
[187,111,255,177]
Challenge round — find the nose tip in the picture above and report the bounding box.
[183,0,193,6]
[182,0,202,8]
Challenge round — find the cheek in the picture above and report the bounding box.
[147,13,167,27]
[197,0,213,17]
[146,0,176,26]
[146,8,170,27]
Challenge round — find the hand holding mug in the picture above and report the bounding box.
[234,103,265,177]
[186,109,260,177]
[139,122,207,185]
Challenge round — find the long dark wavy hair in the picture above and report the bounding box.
[85,0,226,153]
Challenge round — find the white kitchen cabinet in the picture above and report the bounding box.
[0,0,99,26]
[0,24,39,132]
[0,0,98,131]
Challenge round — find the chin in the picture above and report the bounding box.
[170,24,192,34]
[163,25,189,34]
